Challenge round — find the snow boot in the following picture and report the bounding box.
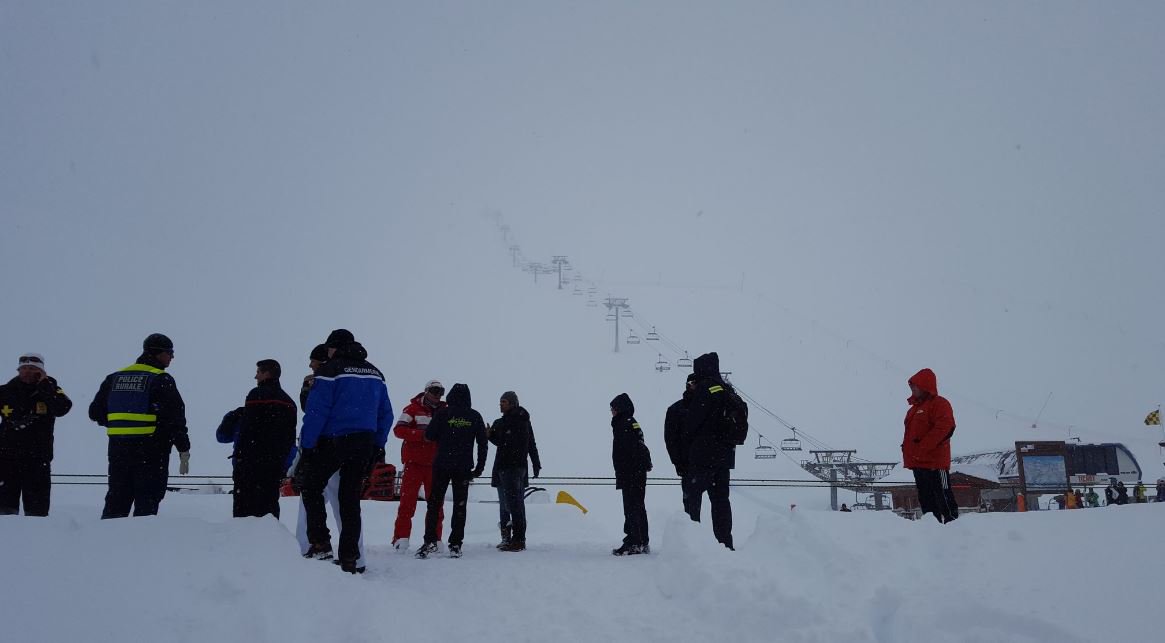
[415,541,439,559]
[448,544,462,558]
[612,543,647,556]
[392,537,410,553]
[338,558,366,574]
[499,540,525,552]
[496,523,512,550]
[304,543,334,561]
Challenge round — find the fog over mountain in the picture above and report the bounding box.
[2,2,1162,481]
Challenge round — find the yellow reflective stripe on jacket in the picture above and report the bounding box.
[107,412,157,423]
[708,385,724,394]
[107,426,157,436]
[120,363,165,375]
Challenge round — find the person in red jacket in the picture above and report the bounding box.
[391,380,446,549]
[902,368,958,524]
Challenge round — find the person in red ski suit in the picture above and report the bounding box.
[391,380,446,548]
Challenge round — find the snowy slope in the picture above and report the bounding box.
[5,486,1162,643]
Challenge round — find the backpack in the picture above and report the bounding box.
[719,383,749,446]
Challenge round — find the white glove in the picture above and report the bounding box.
[179,451,190,475]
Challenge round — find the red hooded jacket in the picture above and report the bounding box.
[901,368,956,470]
[393,393,446,466]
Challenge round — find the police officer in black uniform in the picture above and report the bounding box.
[0,353,73,516]
[89,333,191,518]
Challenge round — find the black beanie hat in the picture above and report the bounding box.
[325,328,355,348]
[500,391,519,408]
[143,333,174,353]
[309,344,329,362]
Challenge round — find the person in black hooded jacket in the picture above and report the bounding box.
[488,390,541,551]
[415,383,487,558]
[611,393,651,555]
[682,351,735,550]
[664,373,698,520]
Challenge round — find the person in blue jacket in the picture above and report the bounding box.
[299,329,393,574]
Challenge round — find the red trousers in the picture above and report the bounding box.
[394,463,443,541]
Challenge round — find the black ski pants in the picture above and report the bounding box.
[619,473,649,547]
[0,458,51,516]
[233,460,285,519]
[301,432,374,563]
[424,466,472,546]
[687,467,733,548]
[102,446,169,519]
[913,468,959,523]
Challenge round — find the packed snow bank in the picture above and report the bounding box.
[3,486,1162,643]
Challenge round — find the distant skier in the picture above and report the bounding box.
[683,352,738,549]
[299,329,393,574]
[664,373,698,519]
[901,368,958,524]
[488,391,541,552]
[391,380,447,551]
[610,393,651,555]
[414,383,487,559]
[0,352,73,516]
[89,334,190,519]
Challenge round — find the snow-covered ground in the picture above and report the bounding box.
[5,486,1161,643]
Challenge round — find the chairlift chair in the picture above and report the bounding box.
[645,326,660,341]
[780,430,802,452]
[676,352,693,368]
[620,309,633,317]
[626,331,641,345]
[654,354,671,372]
[754,436,777,459]
[605,312,617,321]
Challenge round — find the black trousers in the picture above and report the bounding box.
[424,467,472,546]
[913,468,959,523]
[687,467,733,548]
[620,476,649,547]
[233,461,285,519]
[102,442,169,519]
[0,459,51,516]
[301,432,374,563]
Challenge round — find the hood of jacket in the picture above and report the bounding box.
[610,392,634,417]
[693,352,720,379]
[334,342,368,361]
[447,383,471,408]
[908,368,939,403]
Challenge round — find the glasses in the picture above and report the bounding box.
[426,387,444,396]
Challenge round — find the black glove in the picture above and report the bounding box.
[471,467,484,479]
[532,466,541,479]
[675,466,687,478]
[37,377,57,395]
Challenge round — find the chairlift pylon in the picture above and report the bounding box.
[677,352,693,368]
[645,326,660,341]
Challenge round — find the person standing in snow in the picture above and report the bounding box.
[1104,481,1116,506]
[489,390,541,552]
[291,342,366,569]
[299,329,393,574]
[610,393,651,556]
[1133,481,1147,503]
[1115,480,1129,505]
[1085,487,1099,508]
[229,359,296,518]
[901,368,958,524]
[683,352,737,550]
[415,383,487,559]
[664,373,699,519]
[0,353,73,516]
[391,380,447,551]
[90,334,191,518]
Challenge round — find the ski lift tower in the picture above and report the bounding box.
[800,450,897,511]
[603,297,630,353]
[524,262,555,285]
[551,256,571,290]
[509,245,522,267]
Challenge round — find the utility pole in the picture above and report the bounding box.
[604,297,630,352]
[551,256,570,290]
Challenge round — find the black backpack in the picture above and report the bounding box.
[719,383,749,446]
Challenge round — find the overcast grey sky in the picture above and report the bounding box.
[2,2,1163,476]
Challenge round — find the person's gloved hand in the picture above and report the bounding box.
[178,452,191,475]
[532,466,541,479]
[675,466,687,478]
[471,467,484,479]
